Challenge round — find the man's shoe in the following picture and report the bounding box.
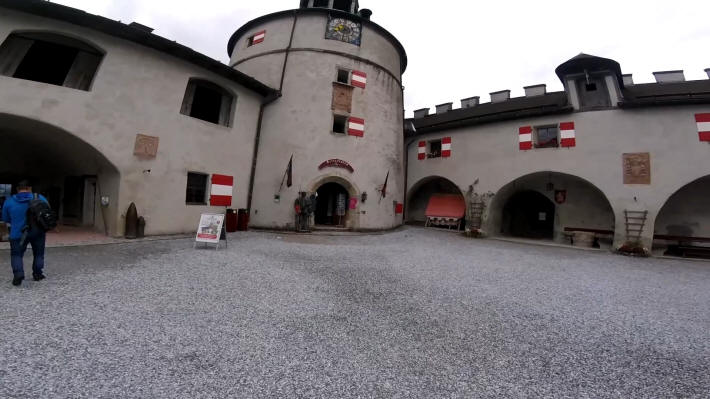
[12,276,23,286]
[33,273,45,281]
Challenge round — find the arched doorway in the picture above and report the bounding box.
[314,182,349,227]
[0,113,120,236]
[487,172,615,245]
[502,190,555,239]
[406,176,465,229]
[653,175,710,257]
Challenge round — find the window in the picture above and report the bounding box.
[333,0,352,11]
[535,126,559,148]
[313,0,329,7]
[247,31,266,47]
[333,114,348,134]
[186,172,208,204]
[0,32,103,91]
[336,68,350,84]
[180,79,235,126]
[575,77,611,108]
[428,140,442,158]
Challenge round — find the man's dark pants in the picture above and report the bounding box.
[9,231,46,278]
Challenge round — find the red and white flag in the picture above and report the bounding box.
[418,141,426,160]
[519,126,532,150]
[696,113,710,142]
[210,174,233,206]
[560,122,576,147]
[348,117,365,137]
[251,30,266,44]
[442,137,452,157]
[351,71,367,89]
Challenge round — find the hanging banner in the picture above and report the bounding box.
[196,213,225,244]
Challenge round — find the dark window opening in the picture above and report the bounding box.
[337,68,350,84]
[0,33,103,91]
[248,36,255,46]
[585,83,597,91]
[535,126,559,148]
[428,140,442,158]
[181,80,234,126]
[191,86,223,124]
[313,0,329,7]
[333,115,347,134]
[186,172,208,204]
[575,77,611,108]
[14,41,78,86]
[333,0,352,11]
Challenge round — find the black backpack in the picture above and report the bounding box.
[26,194,57,232]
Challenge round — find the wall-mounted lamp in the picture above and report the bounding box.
[361,192,368,203]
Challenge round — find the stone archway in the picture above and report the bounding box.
[486,172,615,245]
[0,113,120,236]
[406,176,465,227]
[307,174,359,229]
[653,175,710,255]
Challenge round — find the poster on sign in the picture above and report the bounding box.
[196,213,225,244]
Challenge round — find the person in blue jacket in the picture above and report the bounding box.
[1,180,49,286]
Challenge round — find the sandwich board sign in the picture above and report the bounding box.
[195,213,226,249]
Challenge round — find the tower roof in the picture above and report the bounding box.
[555,53,623,87]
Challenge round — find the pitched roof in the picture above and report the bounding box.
[0,0,277,97]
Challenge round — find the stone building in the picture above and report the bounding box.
[2,0,709,257]
[407,54,710,253]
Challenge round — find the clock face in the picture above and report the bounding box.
[325,16,362,46]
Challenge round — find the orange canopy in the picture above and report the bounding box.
[425,194,465,219]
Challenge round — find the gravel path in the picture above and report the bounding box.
[1,228,708,398]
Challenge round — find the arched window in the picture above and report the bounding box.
[180,79,235,126]
[0,32,103,91]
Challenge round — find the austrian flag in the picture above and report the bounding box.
[351,71,367,89]
[348,117,365,137]
[251,30,265,45]
[696,113,710,142]
[210,174,233,206]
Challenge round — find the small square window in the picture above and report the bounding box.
[336,69,350,84]
[535,126,559,148]
[333,115,348,134]
[585,83,597,92]
[428,140,442,158]
[186,172,208,205]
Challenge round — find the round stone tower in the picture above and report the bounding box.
[228,1,407,230]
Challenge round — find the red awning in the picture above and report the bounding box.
[425,194,465,219]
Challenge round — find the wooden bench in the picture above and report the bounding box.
[654,234,710,259]
[563,227,615,247]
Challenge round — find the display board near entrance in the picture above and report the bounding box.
[318,159,354,173]
[196,213,225,244]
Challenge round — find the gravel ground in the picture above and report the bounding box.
[0,227,708,398]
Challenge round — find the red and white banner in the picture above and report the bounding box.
[559,122,576,147]
[696,113,710,142]
[418,141,426,160]
[251,30,266,44]
[519,126,532,150]
[348,117,365,137]
[442,137,452,157]
[210,174,233,206]
[351,71,367,89]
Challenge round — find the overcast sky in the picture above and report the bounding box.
[53,0,710,116]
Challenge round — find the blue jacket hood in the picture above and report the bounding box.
[13,192,34,203]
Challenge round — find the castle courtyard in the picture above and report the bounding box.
[1,228,708,398]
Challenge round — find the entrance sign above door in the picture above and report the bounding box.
[318,159,354,173]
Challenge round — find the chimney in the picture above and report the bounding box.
[413,108,430,119]
[653,70,685,83]
[524,84,546,97]
[705,68,710,79]
[436,102,452,114]
[359,9,372,20]
[622,74,634,86]
[490,90,510,103]
[128,22,154,33]
[461,96,480,108]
